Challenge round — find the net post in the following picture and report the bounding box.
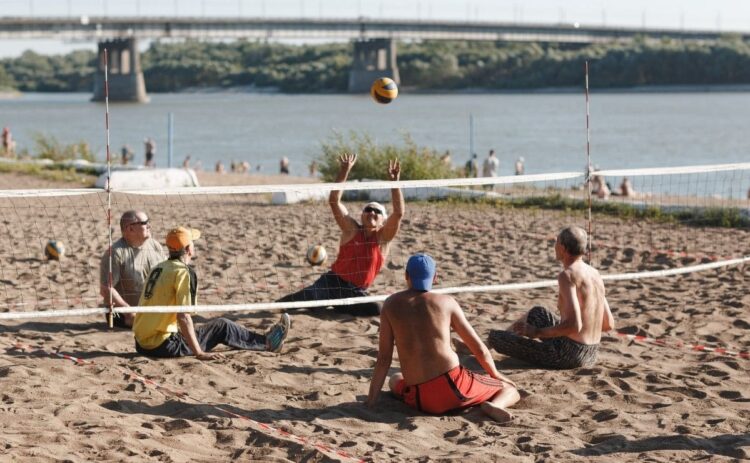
[584,60,593,264]
[104,47,114,329]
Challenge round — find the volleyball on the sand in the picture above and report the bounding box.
[306,245,327,266]
[44,240,65,260]
[370,77,398,104]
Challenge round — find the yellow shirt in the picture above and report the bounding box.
[133,259,197,350]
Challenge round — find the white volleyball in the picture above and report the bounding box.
[306,245,327,266]
[44,240,65,260]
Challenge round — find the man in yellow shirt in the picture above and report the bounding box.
[133,226,290,360]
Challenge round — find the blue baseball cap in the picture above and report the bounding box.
[406,253,436,291]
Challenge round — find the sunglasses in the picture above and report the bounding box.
[130,219,150,227]
[363,206,384,216]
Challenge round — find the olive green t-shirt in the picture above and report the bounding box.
[99,237,165,306]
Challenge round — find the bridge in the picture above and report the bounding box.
[1,16,742,101]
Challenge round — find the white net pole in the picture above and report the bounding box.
[585,60,593,264]
[104,48,115,329]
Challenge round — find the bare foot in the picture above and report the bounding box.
[451,337,472,355]
[480,402,514,423]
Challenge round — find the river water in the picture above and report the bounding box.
[1,91,748,183]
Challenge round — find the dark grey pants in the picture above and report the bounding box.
[136,318,266,358]
[488,306,599,369]
[277,271,381,316]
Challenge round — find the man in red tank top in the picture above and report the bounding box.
[277,153,404,316]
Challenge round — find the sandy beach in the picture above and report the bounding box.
[0,170,748,462]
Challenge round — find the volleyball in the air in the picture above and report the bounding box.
[306,245,327,266]
[44,240,65,260]
[370,77,398,104]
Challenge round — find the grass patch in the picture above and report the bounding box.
[0,161,97,186]
[436,193,749,229]
[0,133,100,186]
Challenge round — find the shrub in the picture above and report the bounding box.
[317,131,461,181]
[32,133,97,162]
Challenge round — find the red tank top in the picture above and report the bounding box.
[331,229,384,289]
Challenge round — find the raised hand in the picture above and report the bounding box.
[388,159,401,181]
[339,152,357,171]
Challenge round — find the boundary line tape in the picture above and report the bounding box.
[7,340,365,463]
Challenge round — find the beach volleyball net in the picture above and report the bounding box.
[0,162,748,320]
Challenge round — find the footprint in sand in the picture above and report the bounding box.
[718,390,745,401]
[592,409,618,422]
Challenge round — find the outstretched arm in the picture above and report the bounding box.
[100,284,129,308]
[524,272,582,339]
[366,307,395,407]
[100,252,129,307]
[329,153,359,236]
[451,301,516,387]
[601,297,615,332]
[177,314,223,360]
[174,269,223,360]
[379,159,404,242]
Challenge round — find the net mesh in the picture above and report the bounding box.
[0,163,748,319]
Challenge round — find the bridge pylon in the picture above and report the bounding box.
[92,38,149,103]
[348,38,400,93]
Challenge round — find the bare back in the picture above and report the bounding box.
[558,260,611,345]
[383,290,460,385]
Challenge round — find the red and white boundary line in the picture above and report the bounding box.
[613,332,750,359]
[8,341,365,463]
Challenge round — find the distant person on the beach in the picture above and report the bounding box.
[482,150,499,190]
[591,175,610,199]
[276,153,404,316]
[486,226,614,369]
[366,253,520,422]
[465,153,479,178]
[240,161,250,173]
[215,161,225,174]
[121,145,134,165]
[280,156,290,175]
[309,160,318,177]
[230,160,237,173]
[100,210,165,329]
[440,150,452,166]
[483,149,499,177]
[2,126,15,157]
[144,138,156,167]
[182,155,191,169]
[515,157,525,175]
[134,226,291,359]
[618,177,634,197]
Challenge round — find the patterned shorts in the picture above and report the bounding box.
[487,306,599,369]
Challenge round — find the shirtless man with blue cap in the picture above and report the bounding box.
[366,253,519,422]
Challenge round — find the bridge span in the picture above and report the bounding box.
[1,17,742,101]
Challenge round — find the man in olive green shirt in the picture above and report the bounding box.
[100,210,165,328]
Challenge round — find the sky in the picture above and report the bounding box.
[0,0,749,57]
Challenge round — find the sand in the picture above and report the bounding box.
[0,170,748,462]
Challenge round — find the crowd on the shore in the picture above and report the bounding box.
[1,125,680,199]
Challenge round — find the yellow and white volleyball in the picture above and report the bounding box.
[370,77,398,104]
[44,240,65,260]
[306,245,327,266]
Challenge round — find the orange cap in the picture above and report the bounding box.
[166,226,201,251]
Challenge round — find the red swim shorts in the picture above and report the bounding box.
[392,365,505,414]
